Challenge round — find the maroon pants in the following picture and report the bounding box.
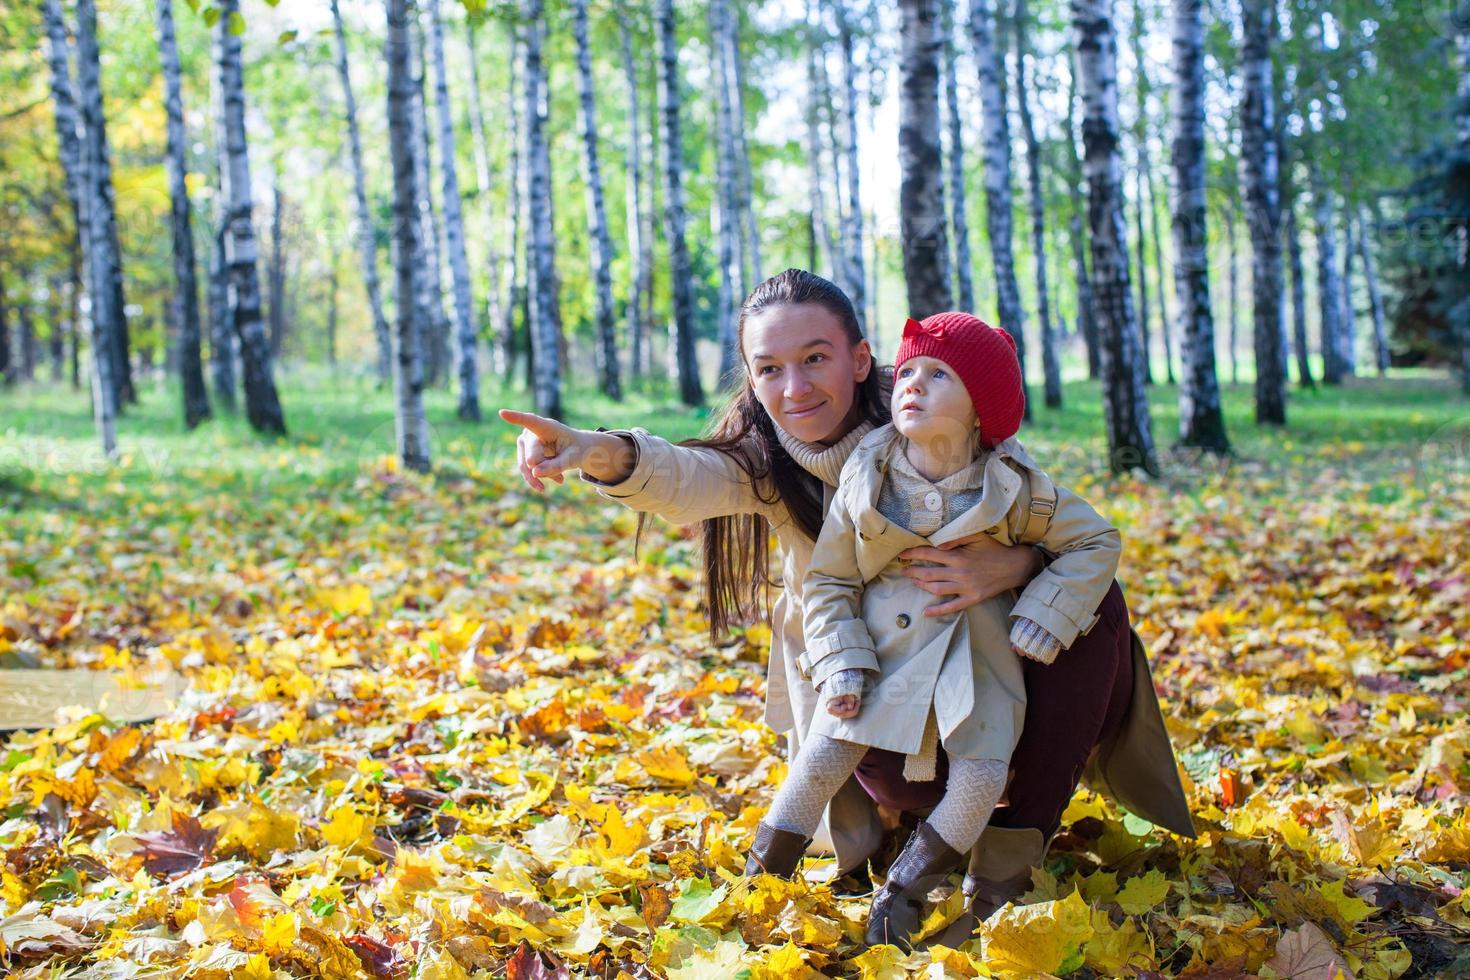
[852,580,1134,841]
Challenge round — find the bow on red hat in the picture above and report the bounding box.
[901,317,945,342]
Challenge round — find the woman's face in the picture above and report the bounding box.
[742,303,872,445]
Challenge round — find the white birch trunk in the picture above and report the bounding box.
[1356,205,1389,376]
[426,0,480,420]
[215,0,285,434]
[572,0,622,400]
[830,0,867,337]
[710,0,741,386]
[386,0,430,471]
[1170,0,1228,453]
[464,17,506,379]
[1239,0,1287,424]
[655,0,703,406]
[970,0,1028,412]
[330,0,392,384]
[941,0,974,313]
[524,0,564,416]
[1015,0,1060,409]
[899,0,952,316]
[620,14,652,381]
[155,0,210,429]
[1072,0,1156,474]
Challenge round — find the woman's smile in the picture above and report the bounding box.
[785,400,827,419]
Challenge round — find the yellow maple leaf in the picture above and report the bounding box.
[981,888,1095,977]
[201,800,300,859]
[751,942,826,980]
[260,911,298,952]
[320,806,372,852]
[1115,869,1171,915]
[1084,907,1155,974]
[601,803,646,856]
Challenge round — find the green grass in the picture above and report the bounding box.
[0,362,1466,517]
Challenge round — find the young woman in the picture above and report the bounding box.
[500,269,1192,942]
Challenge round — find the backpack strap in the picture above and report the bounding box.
[1019,470,1058,545]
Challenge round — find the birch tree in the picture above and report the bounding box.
[1014,0,1060,408]
[1240,0,1286,424]
[898,0,952,317]
[215,0,285,434]
[1064,58,1099,378]
[970,0,1028,414]
[155,0,210,428]
[621,13,652,381]
[941,0,974,312]
[804,0,835,277]
[41,0,113,451]
[427,0,480,420]
[74,0,133,409]
[1129,1,1154,384]
[830,0,866,336]
[1170,0,1228,453]
[329,0,392,384]
[1357,205,1389,375]
[410,20,449,386]
[655,0,703,406]
[569,0,621,400]
[504,30,524,382]
[525,0,565,416]
[1073,0,1156,474]
[711,0,741,386]
[1340,206,1359,375]
[725,5,762,291]
[464,16,505,377]
[386,0,430,472]
[1312,170,1346,385]
[267,166,286,357]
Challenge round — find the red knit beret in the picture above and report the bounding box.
[893,311,1025,448]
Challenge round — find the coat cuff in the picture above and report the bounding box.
[797,624,879,688]
[1010,586,1099,650]
[579,428,650,498]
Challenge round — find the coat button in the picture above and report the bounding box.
[924,491,942,511]
[896,613,911,628]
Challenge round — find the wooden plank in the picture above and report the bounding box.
[0,669,187,732]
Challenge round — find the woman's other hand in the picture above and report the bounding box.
[898,532,1044,617]
[498,409,635,491]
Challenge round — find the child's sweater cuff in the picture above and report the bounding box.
[1009,617,1063,664]
[820,668,868,700]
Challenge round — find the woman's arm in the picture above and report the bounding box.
[1007,485,1121,649]
[499,410,769,526]
[896,534,1046,617]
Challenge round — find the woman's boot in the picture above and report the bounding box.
[864,821,965,951]
[743,822,812,878]
[916,826,1048,950]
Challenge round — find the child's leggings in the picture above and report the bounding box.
[767,731,1008,853]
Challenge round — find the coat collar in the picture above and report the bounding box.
[841,424,1033,545]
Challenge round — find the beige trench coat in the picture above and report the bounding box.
[586,427,1196,873]
[800,424,1120,764]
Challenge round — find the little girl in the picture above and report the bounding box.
[743,312,1123,950]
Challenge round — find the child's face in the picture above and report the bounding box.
[891,356,978,444]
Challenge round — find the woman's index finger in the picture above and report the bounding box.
[497,408,554,435]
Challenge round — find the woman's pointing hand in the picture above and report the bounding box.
[498,409,636,491]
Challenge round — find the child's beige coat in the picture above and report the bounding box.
[800,424,1121,764]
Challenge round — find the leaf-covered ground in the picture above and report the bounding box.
[1,375,1468,978]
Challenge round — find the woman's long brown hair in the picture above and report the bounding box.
[651,269,891,637]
